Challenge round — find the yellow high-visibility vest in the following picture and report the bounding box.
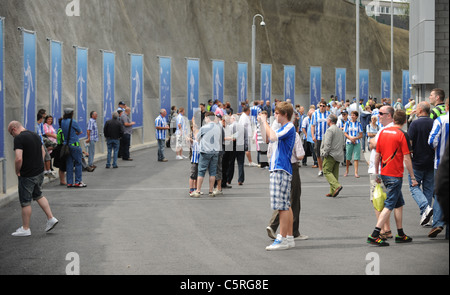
[406,104,414,115]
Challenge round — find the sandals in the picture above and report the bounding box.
[380,230,393,239]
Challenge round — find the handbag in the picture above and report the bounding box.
[60,119,73,160]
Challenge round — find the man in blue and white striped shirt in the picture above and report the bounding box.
[189,139,200,195]
[429,102,449,170]
[427,99,448,237]
[311,102,330,176]
[155,109,169,162]
[250,101,261,126]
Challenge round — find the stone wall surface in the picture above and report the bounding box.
[0,0,409,191]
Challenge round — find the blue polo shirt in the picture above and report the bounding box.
[269,122,296,175]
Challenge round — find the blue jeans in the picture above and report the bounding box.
[87,141,96,167]
[433,169,445,228]
[66,145,83,185]
[408,168,434,215]
[157,139,166,161]
[381,175,405,211]
[106,139,120,168]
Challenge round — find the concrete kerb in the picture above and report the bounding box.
[0,140,158,209]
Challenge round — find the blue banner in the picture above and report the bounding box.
[0,18,4,158]
[284,65,295,104]
[102,51,115,126]
[212,60,224,103]
[130,54,143,128]
[402,70,411,105]
[261,64,272,103]
[359,69,369,102]
[381,71,391,100]
[237,62,248,113]
[22,30,36,132]
[50,40,62,129]
[187,58,199,120]
[335,68,346,102]
[310,66,321,106]
[159,56,171,113]
[77,47,88,138]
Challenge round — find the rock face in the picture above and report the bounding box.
[0,0,408,186]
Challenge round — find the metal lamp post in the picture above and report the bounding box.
[252,14,265,103]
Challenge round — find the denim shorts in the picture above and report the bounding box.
[381,175,405,210]
[18,173,44,207]
[198,152,219,178]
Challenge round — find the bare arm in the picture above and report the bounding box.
[404,154,418,187]
[15,149,23,176]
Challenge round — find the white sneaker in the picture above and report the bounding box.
[294,234,309,240]
[45,217,59,232]
[176,155,183,160]
[420,206,433,226]
[213,189,223,195]
[250,162,259,167]
[190,191,201,198]
[318,170,323,176]
[266,235,290,251]
[286,237,295,249]
[11,226,31,237]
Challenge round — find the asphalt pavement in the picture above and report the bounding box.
[0,146,448,275]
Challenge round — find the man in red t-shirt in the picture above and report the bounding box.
[367,110,418,246]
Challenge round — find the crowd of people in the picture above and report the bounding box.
[154,89,449,250]
[6,89,448,248]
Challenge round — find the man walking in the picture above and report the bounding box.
[155,109,170,162]
[407,102,435,226]
[321,114,345,198]
[104,112,124,169]
[428,98,449,238]
[8,121,58,237]
[367,110,418,246]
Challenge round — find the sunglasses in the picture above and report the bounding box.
[379,112,387,116]
[319,105,326,107]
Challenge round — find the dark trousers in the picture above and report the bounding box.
[222,151,233,185]
[303,141,317,166]
[236,151,245,183]
[268,162,302,237]
[121,134,131,160]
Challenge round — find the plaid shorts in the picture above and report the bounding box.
[270,170,292,211]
